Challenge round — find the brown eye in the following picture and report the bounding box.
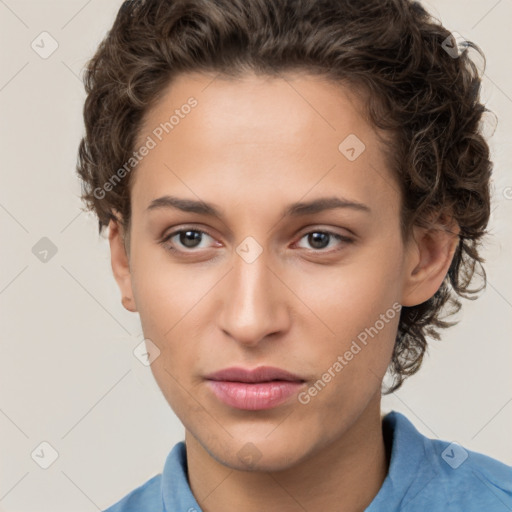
[307,232,330,250]
[296,230,353,251]
[161,228,215,252]
[177,230,204,248]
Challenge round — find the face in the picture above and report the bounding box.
[109,71,454,471]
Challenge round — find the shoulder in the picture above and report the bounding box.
[385,411,512,511]
[417,435,512,510]
[102,473,162,512]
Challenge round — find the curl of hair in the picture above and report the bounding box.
[76,0,493,393]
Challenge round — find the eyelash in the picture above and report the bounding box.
[160,226,354,255]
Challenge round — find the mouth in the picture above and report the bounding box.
[204,366,306,411]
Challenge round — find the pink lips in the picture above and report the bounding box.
[205,366,305,410]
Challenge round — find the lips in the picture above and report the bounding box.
[205,366,305,411]
[205,366,305,383]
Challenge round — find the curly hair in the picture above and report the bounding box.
[76,0,493,393]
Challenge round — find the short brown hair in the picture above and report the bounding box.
[76,0,493,392]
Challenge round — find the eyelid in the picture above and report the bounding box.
[295,225,354,241]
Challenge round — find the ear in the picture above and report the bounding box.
[108,212,137,313]
[401,218,460,307]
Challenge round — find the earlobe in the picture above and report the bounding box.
[401,221,460,307]
[108,214,138,313]
[121,295,136,312]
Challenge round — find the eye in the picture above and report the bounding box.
[295,230,353,252]
[161,228,217,252]
[160,227,354,254]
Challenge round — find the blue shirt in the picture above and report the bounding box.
[103,411,512,511]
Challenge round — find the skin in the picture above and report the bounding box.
[108,71,459,512]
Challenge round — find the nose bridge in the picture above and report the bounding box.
[219,241,288,345]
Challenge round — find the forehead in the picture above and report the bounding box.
[137,71,373,152]
[131,71,398,219]
[145,72,363,134]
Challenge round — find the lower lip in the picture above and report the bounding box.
[206,380,304,410]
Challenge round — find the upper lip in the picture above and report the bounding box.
[205,366,304,383]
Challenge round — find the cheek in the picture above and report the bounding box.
[301,246,402,393]
[130,252,210,415]
[303,254,401,341]
[129,246,224,394]
[129,239,211,332]
[298,281,399,427]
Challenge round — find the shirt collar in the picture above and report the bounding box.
[160,410,429,512]
[161,440,203,512]
[365,411,435,511]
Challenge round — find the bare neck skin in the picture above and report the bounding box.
[185,393,388,512]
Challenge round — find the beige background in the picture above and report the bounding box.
[1,0,511,510]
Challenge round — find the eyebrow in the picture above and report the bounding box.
[146,195,371,218]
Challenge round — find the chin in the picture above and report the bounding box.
[205,436,312,473]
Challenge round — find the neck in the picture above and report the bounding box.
[185,395,389,512]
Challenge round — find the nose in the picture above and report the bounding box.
[217,247,291,347]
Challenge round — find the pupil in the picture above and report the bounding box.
[309,232,328,249]
[181,230,201,248]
